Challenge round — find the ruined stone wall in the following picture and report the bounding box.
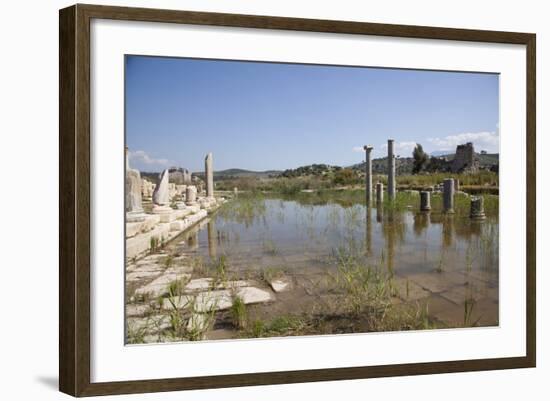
[168,167,192,185]
[451,142,478,173]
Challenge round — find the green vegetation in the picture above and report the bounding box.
[245,315,308,338]
[149,236,160,252]
[412,143,429,174]
[230,296,248,329]
[215,170,498,195]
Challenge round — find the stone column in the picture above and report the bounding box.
[185,185,198,206]
[420,191,431,211]
[125,147,146,222]
[376,182,384,204]
[205,152,214,199]
[454,179,460,192]
[443,178,455,213]
[363,145,373,203]
[387,139,396,199]
[470,196,486,219]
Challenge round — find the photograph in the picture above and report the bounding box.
[124,55,499,344]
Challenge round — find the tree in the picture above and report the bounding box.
[412,143,428,174]
[333,168,355,186]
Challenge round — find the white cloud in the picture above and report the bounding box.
[352,146,366,153]
[427,131,499,153]
[129,150,171,168]
[379,141,418,157]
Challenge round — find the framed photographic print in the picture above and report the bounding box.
[59,4,536,397]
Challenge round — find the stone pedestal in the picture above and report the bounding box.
[420,191,431,211]
[443,178,455,213]
[126,211,146,222]
[175,202,188,210]
[387,139,396,199]
[470,196,486,219]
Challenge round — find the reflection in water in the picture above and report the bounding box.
[413,212,429,236]
[442,215,454,248]
[167,194,499,327]
[186,229,199,250]
[365,205,372,257]
[207,219,217,259]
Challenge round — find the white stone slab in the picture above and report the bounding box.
[135,272,191,297]
[270,278,291,293]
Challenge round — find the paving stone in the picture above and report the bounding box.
[163,286,275,312]
[126,303,151,316]
[134,272,191,297]
[270,278,292,293]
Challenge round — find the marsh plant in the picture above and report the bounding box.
[333,246,392,317]
[261,239,279,255]
[230,295,248,329]
[164,284,218,341]
[463,297,481,327]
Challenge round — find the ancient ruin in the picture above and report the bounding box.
[363,145,373,203]
[205,152,214,199]
[125,147,146,222]
[126,151,226,261]
[443,178,455,213]
[420,191,431,211]
[168,167,192,185]
[451,142,479,173]
[185,185,198,206]
[470,196,486,219]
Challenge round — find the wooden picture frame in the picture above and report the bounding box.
[59,3,536,397]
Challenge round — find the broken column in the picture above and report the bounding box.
[125,147,146,222]
[205,152,214,199]
[152,169,173,216]
[420,191,431,211]
[387,139,396,200]
[363,145,373,203]
[443,178,455,213]
[185,185,198,206]
[470,196,486,220]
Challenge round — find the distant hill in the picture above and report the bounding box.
[195,168,282,180]
[348,151,498,175]
[139,152,498,184]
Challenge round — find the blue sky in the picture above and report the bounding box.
[126,55,499,172]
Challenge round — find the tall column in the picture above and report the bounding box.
[387,139,396,199]
[205,152,214,199]
[443,178,455,213]
[363,145,373,203]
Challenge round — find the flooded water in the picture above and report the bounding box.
[169,192,499,330]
